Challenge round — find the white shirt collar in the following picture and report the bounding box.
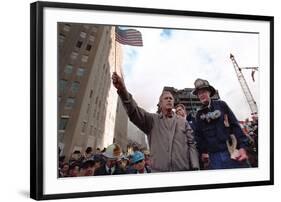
[105,165,115,174]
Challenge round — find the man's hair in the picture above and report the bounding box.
[81,160,95,169]
[73,150,81,154]
[85,147,92,154]
[175,103,186,111]
[59,155,65,162]
[69,162,80,171]
[159,91,174,101]
[61,162,69,169]
[157,91,174,113]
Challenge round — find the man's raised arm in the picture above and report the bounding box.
[112,72,153,134]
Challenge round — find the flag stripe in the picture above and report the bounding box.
[115,27,143,46]
[116,35,142,44]
[116,39,142,45]
[116,36,143,43]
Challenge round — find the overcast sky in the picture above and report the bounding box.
[120,27,259,121]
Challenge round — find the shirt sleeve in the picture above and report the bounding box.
[186,123,200,169]
[118,90,154,135]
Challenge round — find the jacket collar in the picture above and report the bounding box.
[159,111,175,119]
[199,99,213,111]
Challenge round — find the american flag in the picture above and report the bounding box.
[115,27,143,46]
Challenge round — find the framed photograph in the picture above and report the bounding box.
[30,1,274,200]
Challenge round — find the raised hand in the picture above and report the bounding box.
[112,72,126,92]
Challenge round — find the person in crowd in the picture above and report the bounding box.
[112,72,199,172]
[242,117,258,167]
[94,143,126,175]
[143,150,152,169]
[174,104,198,170]
[68,163,80,177]
[59,162,69,177]
[80,159,96,176]
[59,155,66,169]
[175,103,197,132]
[83,147,93,161]
[192,78,250,169]
[69,150,83,166]
[117,155,130,173]
[175,103,187,119]
[92,154,104,171]
[95,147,102,155]
[128,151,151,174]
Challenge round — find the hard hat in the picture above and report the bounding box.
[102,143,122,160]
[131,151,144,164]
[192,78,216,97]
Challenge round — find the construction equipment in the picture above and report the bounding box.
[229,54,258,114]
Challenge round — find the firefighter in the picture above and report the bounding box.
[193,78,250,169]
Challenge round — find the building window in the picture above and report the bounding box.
[64,64,73,74]
[86,103,90,113]
[65,97,75,109]
[70,51,79,60]
[76,67,85,78]
[59,33,65,43]
[59,117,69,130]
[93,106,97,117]
[89,90,93,98]
[80,31,87,38]
[86,44,92,51]
[71,81,80,93]
[90,125,93,135]
[58,97,61,103]
[59,79,67,93]
[63,24,71,32]
[91,26,98,33]
[97,111,100,120]
[89,35,95,42]
[95,96,98,104]
[83,25,90,29]
[76,40,83,48]
[82,121,87,133]
[94,127,97,136]
[81,55,89,63]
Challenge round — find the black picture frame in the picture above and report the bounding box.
[30,1,274,200]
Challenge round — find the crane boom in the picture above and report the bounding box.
[230,54,258,114]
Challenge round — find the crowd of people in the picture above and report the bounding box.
[59,74,259,177]
[59,144,152,177]
[239,115,259,167]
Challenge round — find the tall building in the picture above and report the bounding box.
[58,23,128,159]
[163,87,220,116]
[127,121,149,151]
[114,98,128,152]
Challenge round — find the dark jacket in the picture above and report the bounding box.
[127,166,152,174]
[94,164,126,176]
[186,113,196,132]
[195,100,248,153]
